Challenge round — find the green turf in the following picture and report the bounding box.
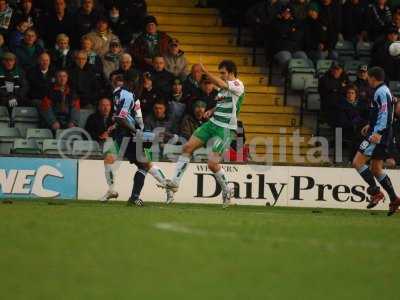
[0,200,399,300]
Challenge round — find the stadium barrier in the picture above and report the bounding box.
[0,157,77,199]
[2,157,400,210]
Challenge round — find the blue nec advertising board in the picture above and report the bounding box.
[0,157,77,200]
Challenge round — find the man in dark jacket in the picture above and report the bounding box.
[40,69,80,130]
[68,50,100,108]
[0,52,29,108]
[364,0,392,42]
[50,33,74,71]
[183,63,203,100]
[85,97,114,144]
[319,0,342,53]
[151,56,175,98]
[179,100,206,141]
[109,53,141,94]
[26,52,56,106]
[271,5,308,68]
[15,28,44,71]
[353,64,373,105]
[72,0,100,47]
[342,0,367,42]
[139,71,159,117]
[318,61,349,126]
[144,98,177,138]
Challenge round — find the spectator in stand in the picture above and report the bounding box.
[40,69,80,131]
[304,2,338,62]
[68,50,100,108]
[72,0,99,47]
[85,97,114,144]
[144,97,177,138]
[102,39,123,80]
[169,78,190,122]
[179,99,206,141]
[110,53,141,94]
[15,28,44,71]
[8,18,29,51]
[0,0,14,36]
[271,5,307,69]
[353,64,373,105]
[164,38,189,81]
[11,0,40,30]
[195,74,218,112]
[107,4,132,46]
[183,63,203,100]
[0,52,28,108]
[80,35,104,81]
[0,33,6,58]
[337,84,369,158]
[151,56,175,98]
[386,101,400,167]
[319,0,342,55]
[318,61,349,126]
[50,33,74,70]
[83,17,119,57]
[131,15,171,71]
[290,0,308,21]
[140,71,159,117]
[41,0,74,47]
[26,52,56,106]
[392,12,400,32]
[364,0,392,41]
[371,25,399,81]
[342,0,367,42]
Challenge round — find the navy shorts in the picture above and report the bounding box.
[113,130,141,165]
[358,139,389,160]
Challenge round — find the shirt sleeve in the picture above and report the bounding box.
[117,90,134,119]
[227,80,244,96]
[373,93,389,134]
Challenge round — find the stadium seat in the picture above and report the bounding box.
[12,138,41,154]
[335,40,355,61]
[42,139,69,156]
[79,108,95,128]
[26,128,53,147]
[72,140,101,156]
[389,81,400,97]
[11,107,39,137]
[356,41,372,59]
[193,147,209,162]
[344,60,363,75]
[288,58,315,91]
[163,144,183,161]
[304,79,320,111]
[0,106,10,128]
[316,59,333,77]
[0,127,21,154]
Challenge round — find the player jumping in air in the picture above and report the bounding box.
[163,60,245,207]
[100,74,172,206]
[352,67,400,216]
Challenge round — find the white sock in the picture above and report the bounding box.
[104,163,116,191]
[214,168,228,193]
[172,155,190,186]
[149,165,167,184]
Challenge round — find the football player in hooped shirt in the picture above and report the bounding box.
[100,73,172,206]
[352,67,400,216]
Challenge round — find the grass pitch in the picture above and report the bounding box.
[0,200,399,300]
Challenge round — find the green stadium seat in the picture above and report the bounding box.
[316,59,333,77]
[193,147,209,162]
[344,60,363,75]
[0,127,21,154]
[163,144,183,161]
[288,58,314,72]
[0,106,10,127]
[12,107,39,137]
[304,79,320,111]
[72,140,101,156]
[79,108,95,128]
[12,138,41,154]
[42,139,70,156]
[26,128,53,147]
[287,59,315,91]
[335,41,355,61]
[356,41,372,59]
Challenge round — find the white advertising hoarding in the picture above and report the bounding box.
[78,160,400,210]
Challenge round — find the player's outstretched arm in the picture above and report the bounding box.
[200,64,229,90]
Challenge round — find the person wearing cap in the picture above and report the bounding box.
[271,5,308,69]
[109,53,141,95]
[364,0,392,41]
[353,65,374,104]
[179,100,207,141]
[130,15,171,71]
[0,51,29,108]
[72,0,100,47]
[304,2,338,62]
[83,17,120,57]
[102,39,123,80]
[15,28,44,71]
[151,56,175,98]
[318,61,349,126]
[41,0,74,46]
[50,33,74,70]
[164,38,189,81]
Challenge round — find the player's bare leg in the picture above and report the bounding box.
[146,162,174,204]
[352,152,384,208]
[370,159,400,216]
[100,153,119,202]
[208,152,233,208]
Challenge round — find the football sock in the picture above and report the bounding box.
[104,163,116,192]
[357,165,379,194]
[149,165,167,185]
[131,169,147,200]
[214,168,229,193]
[172,155,190,186]
[377,173,397,202]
